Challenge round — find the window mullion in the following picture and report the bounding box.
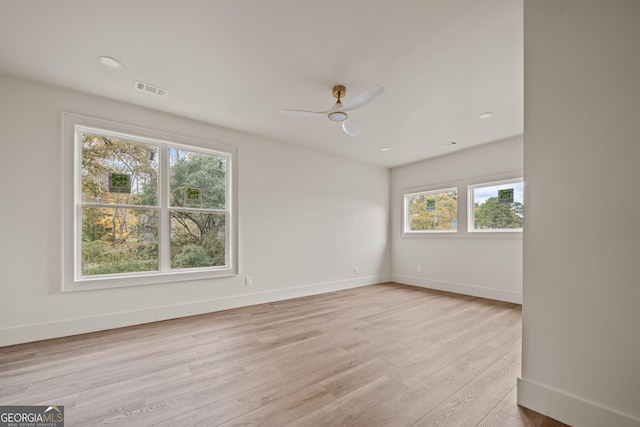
[80,202,160,210]
[74,129,83,281]
[159,145,171,272]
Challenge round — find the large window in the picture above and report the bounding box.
[469,179,523,232]
[63,114,237,290]
[404,187,458,233]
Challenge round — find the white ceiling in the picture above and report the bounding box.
[0,0,523,168]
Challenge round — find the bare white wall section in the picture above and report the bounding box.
[391,137,523,303]
[520,1,640,426]
[0,75,390,346]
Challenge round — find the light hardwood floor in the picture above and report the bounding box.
[0,283,568,426]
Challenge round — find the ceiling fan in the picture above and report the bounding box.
[280,85,384,137]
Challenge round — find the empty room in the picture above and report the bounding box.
[0,1,638,426]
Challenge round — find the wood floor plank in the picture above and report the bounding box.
[422,307,506,346]
[414,358,519,426]
[349,364,476,427]
[318,357,394,397]
[387,322,508,387]
[382,338,441,367]
[0,283,565,426]
[492,386,570,426]
[77,365,192,409]
[484,321,522,352]
[0,379,31,402]
[451,343,510,375]
[477,408,527,427]
[284,375,407,427]
[67,390,146,427]
[217,385,335,427]
[232,336,349,375]
[143,364,246,404]
[150,347,381,426]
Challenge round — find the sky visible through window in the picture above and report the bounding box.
[474,182,524,205]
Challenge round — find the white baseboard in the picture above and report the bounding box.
[518,378,640,427]
[0,275,389,347]
[391,274,522,304]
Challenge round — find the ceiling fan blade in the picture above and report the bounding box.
[342,120,362,137]
[279,109,328,118]
[341,85,384,112]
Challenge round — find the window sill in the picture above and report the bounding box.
[62,268,236,292]
[401,231,523,239]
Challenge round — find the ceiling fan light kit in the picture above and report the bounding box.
[280,84,384,137]
[328,111,348,122]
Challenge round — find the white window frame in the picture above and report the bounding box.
[403,186,458,234]
[62,113,238,291]
[468,177,524,233]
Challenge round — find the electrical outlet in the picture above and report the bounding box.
[354,266,359,274]
[417,265,422,273]
[245,276,253,286]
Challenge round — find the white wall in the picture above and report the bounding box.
[391,137,524,303]
[0,75,390,346]
[519,1,640,426]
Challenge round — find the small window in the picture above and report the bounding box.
[469,179,523,232]
[404,187,457,233]
[63,113,237,291]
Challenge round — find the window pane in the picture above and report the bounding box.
[472,181,524,230]
[81,208,158,276]
[407,189,457,231]
[169,148,227,209]
[171,212,226,269]
[81,133,158,206]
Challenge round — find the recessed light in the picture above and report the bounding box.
[98,56,122,69]
[381,147,391,152]
[478,112,494,119]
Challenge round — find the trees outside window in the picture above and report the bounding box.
[168,148,227,269]
[80,133,160,275]
[65,117,236,290]
[404,188,457,233]
[469,180,524,231]
[401,178,523,237]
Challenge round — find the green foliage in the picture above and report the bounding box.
[170,150,226,209]
[80,136,227,276]
[83,259,158,276]
[202,229,226,266]
[81,239,158,275]
[82,207,108,241]
[474,197,524,229]
[169,151,226,269]
[170,213,225,269]
[410,192,457,231]
[82,240,112,263]
[81,134,158,205]
[173,245,213,268]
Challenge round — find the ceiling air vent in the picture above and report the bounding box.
[134,80,167,97]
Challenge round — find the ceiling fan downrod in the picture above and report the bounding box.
[328,85,348,122]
